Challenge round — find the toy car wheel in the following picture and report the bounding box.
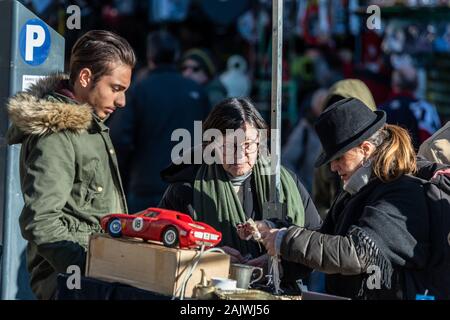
[162,226,179,248]
[107,218,122,238]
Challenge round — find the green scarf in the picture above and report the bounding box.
[193,157,305,257]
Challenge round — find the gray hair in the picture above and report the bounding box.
[366,126,390,148]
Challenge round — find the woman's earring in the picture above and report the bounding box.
[362,157,371,168]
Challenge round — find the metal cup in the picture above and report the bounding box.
[229,263,264,289]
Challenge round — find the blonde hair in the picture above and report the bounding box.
[367,124,417,182]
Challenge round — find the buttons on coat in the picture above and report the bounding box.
[109,149,115,155]
[97,186,103,192]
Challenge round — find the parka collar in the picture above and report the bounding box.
[7,73,93,142]
[89,114,110,134]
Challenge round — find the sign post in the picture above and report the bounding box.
[262,0,284,295]
[0,0,65,299]
[263,0,284,221]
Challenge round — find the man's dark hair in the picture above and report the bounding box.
[69,30,136,87]
[146,30,180,66]
[203,98,268,133]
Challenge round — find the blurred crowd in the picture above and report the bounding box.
[101,29,444,218]
[17,0,449,215]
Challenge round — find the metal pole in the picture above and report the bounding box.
[269,0,283,207]
[266,1,284,294]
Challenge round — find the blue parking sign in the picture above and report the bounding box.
[19,18,51,66]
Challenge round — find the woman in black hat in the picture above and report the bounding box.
[258,97,432,299]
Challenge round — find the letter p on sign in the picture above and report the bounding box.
[25,25,45,61]
[19,19,51,66]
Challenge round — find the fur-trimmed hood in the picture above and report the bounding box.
[7,73,93,144]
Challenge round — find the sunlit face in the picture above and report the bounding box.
[181,58,209,85]
[76,63,132,120]
[330,146,366,183]
[221,123,259,177]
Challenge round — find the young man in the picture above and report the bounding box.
[6,30,136,299]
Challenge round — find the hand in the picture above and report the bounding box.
[432,168,450,180]
[221,246,245,264]
[261,229,279,256]
[246,253,269,268]
[236,223,252,240]
[236,220,270,240]
[255,220,271,233]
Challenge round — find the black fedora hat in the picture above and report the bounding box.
[314,97,386,167]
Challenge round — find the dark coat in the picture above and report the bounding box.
[108,66,211,211]
[280,174,433,300]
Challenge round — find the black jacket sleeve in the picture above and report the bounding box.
[158,182,195,216]
[280,226,365,275]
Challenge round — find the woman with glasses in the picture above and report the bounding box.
[159,98,321,282]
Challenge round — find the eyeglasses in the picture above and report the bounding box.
[221,140,259,154]
[181,64,202,73]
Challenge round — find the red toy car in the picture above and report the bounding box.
[100,207,222,249]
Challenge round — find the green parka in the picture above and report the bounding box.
[6,74,128,299]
